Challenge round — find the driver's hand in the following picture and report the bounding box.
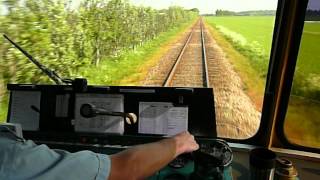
[172,131,199,157]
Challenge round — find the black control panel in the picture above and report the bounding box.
[7,84,216,137]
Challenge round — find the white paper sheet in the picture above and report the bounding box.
[74,94,124,134]
[138,102,188,136]
[9,91,41,131]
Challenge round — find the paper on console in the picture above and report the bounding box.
[138,102,188,136]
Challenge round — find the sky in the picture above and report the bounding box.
[308,0,320,10]
[129,0,278,14]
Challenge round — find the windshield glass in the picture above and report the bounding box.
[0,0,278,139]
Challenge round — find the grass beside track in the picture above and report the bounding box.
[294,22,320,78]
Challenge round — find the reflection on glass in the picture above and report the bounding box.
[0,0,277,139]
[284,0,320,148]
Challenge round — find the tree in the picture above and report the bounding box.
[0,0,198,84]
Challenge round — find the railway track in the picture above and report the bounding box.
[144,17,262,138]
[163,19,210,88]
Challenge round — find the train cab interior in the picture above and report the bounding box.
[0,0,319,179]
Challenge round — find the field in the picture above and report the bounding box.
[205,16,320,148]
[205,16,275,51]
[295,23,320,77]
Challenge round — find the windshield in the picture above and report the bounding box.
[0,0,278,139]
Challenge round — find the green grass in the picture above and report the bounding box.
[206,16,275,51]
[291,22,320,104]
[296,23,320,76]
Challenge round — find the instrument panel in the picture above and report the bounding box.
[7,84,216,137]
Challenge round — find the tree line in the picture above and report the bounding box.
[214,9,320,19]
[306,10,320,21]
[0,0,197,94]
[214,10,276,16]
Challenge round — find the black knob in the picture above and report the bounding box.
[80,103,96,118]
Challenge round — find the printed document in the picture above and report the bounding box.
[138,102,188,136]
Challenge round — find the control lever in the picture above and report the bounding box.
[80,103,137,125]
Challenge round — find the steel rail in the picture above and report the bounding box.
[163,19,210,87]
[162,23,195,87]
[200,19,210,87]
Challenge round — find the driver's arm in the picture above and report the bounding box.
[109,131,199,180]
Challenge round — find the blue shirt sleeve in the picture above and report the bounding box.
[0,134,111,180]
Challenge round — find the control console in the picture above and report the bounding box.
[5,84,234,179]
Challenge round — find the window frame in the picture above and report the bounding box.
[223,0,320,154]
[272,0,320,153]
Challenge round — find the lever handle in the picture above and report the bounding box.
[80,103,137,124]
